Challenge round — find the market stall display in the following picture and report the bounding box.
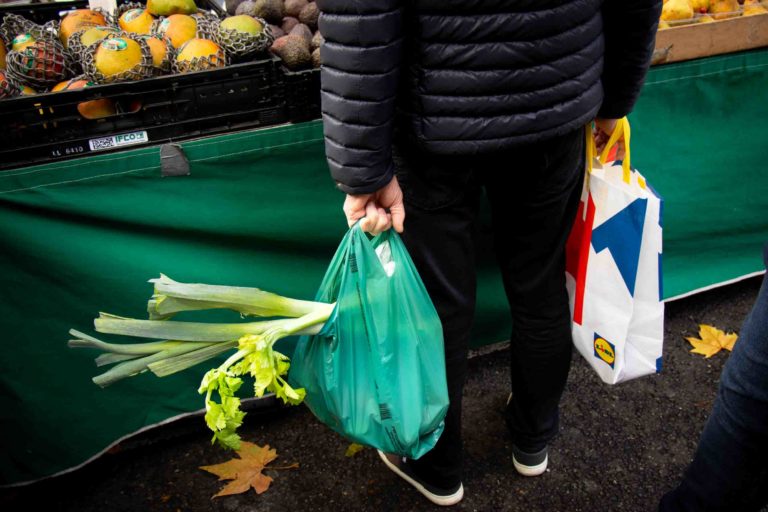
[654,0,768,63]
[0,0,322,169]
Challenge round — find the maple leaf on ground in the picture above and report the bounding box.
[200,442,297,498]
[686,324,738,358]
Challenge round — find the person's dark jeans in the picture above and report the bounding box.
[659,245,768,512]
[390,125,586,488]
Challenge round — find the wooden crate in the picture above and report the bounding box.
[653,12,768,65]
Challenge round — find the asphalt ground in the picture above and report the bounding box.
[1,275,765,512]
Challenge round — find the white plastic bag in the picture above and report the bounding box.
[565,118,664,384]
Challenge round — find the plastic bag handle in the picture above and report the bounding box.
[597,117,632,184]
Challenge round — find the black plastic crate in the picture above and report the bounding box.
[0,56,286,169]
[0,0,287,170]
[281,65,320,123]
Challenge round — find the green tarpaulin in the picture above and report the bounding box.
[1,49,767,485]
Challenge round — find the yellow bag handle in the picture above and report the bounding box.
[586,123,597,173]
[598,117,632,183]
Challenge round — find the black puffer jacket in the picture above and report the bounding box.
[317,0,663,194]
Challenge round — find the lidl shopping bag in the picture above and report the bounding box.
[565,118,664,384]
[289,225,449,458]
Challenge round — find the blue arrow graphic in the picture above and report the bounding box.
[591,198,648,296]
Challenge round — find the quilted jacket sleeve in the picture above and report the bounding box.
[599,0,663,119]
[316,0,405,195]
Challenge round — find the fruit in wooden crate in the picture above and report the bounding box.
[661,0,694,21]
[285,0,308,18]
[147,0,198,17]
[743,0,768,15]
[119,8,156,35]
[270,34,310,70]
[710,0,741,19]
[12,33,36,52]
[52,78,117,119]
[218,15,274,58]
[156,14,198,49]
[298,2,319,31]
[689,0,711,13]
[174,38,226,72]
[698,14,716,22]
[59,10,108,47]
[19,85,36,95]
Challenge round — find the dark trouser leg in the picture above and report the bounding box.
[391,132,480,488]
[482,129,585,452]
[659,246,768,512]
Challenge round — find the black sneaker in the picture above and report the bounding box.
[506,393,548,477]
[377,450,464,506]
[512,444,548,476]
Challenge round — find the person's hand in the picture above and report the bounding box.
[594,117,625,161]
[343,176,405,235]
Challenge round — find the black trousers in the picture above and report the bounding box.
[391,125,586,488]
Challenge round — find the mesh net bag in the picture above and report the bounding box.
[57,8,111,48]
[151,14,205,49]
[0,70,22,99]
[112,3,145,27]
[66,26,122,67]
[1,14,59,49]
[192,11,221,42]
[139,34,174,75]
[6,39,76,89]
[217,16,273,59]
[172,41,227,74]
[82,33,154,83]
[1,14,38,45]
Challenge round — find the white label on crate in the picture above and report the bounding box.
[89,131,148,152]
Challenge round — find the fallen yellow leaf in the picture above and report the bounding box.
[686,324,738,358]
[200,442,296,498]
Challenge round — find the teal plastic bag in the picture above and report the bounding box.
[289,225,449,459]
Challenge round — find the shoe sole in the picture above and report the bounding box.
[513,454,548,477]
[377,450,464,506]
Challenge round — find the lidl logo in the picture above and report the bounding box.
[594,334,615,368]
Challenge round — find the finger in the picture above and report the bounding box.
[343,195,369,227]
[390,201,405,233]
[373,207,390,235]
[343,192,373,213]
[342,196,365,227]
[361,201,379,233]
